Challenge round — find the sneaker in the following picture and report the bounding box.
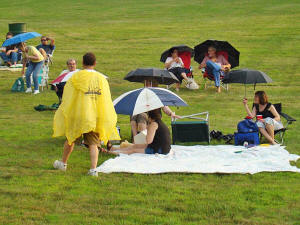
[33,90,40,95]
[87,169,98,177]
[25,88,32,93]
[53,160,67,171]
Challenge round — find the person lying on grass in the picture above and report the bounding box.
[243,91,283,145]
[130,79,180,142]
[111,108,171,155]
[165,48,191,91]
[53,52,119,177]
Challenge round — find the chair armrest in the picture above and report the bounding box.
[280,112,296,123]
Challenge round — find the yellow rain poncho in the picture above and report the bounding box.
[53,69,120,144]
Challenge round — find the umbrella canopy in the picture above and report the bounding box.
[222,69,273,97]
[223,69,273,84]
[160,45,194,63]
[124,68,179,85]
[51,70,79,86]
[2,32,41,47]
[194,40,240,68]
[113,87,188,116]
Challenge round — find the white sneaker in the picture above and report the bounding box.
[33,90,40,95]
[53,160,67,171]
[87,169,98,177]
[25,88,32,93]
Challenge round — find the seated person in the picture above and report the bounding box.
[243,91,283,145]
[130,79,180,142]
[165,48,191,91]
[36,36,55,56]
[199,46,231,93]
[51,59,79,103]
[0,32,20,67]
[111,108,171,155]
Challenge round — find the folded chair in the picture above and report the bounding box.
[259,103,296,145]
[202,51,229,91]
[171,112,210,144]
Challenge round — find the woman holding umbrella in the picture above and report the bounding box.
[199,46,231,93]
[19,42,46,94]
[243,91,283,145]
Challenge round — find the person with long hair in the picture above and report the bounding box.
[111,108,171,155]
[199,46,231,93]
[243,91,283,145]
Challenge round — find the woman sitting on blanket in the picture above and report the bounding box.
[112,108,171,155]
[130,79,180,141]
[199,46,231,93]
[243,91,283,145]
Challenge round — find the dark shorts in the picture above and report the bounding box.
[145,147,163,154]
[168,67,190,83]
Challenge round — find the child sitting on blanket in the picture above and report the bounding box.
[110,108,171,155]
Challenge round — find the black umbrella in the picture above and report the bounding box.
[194,40,240,68]
[222,69,273,97]
[160,45,194,63]
[124,68,179,85]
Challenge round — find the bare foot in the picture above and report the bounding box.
[216,87,221,93]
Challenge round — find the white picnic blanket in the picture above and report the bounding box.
[96,145,300,174]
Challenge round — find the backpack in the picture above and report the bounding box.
[234,118,259,146]
[11,77,25,92]
[237,119,258,133]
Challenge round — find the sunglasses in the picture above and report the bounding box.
[41,39,47,41]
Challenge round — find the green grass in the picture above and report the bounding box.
[0,0,300,224]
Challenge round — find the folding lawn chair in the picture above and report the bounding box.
[171,112,210,144]
[258,103,296,145]
[202,51,229,91]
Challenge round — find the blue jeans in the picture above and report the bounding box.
[25,61,44,91]
[0,51,18,64]
[205,60,222,87]
[145,147,163,154]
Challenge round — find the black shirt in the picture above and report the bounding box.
[254,103,274,119]
[148,119,171,154]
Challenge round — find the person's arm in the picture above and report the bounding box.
[48,37,55,47]
[21,57,26,75]
[243,98,256,118]
[179,57,184,67]
[39,48,47,60]
[146,121,158,144]
[162,106,181,119]
[199,56,208,69]
[165,58,174,69]
[269,105,281,122]
[1,47,6,53]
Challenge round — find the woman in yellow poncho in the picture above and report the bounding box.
[52,52,119,177]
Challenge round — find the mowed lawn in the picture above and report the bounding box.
[0,0,300,224]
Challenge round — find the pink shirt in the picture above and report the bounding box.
[201,55,229,66]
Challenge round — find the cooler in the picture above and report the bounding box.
[171,112,210,144]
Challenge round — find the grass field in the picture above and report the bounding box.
[0,0,300,224]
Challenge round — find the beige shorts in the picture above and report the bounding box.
[75,132,100,147]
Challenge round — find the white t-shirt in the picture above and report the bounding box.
[165,57,184,69]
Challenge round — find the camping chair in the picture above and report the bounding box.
[202,51,229,91]
[166,51,198,89]
[46,49,54,65]
[171,112,210,144]
[258,103,296,145]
